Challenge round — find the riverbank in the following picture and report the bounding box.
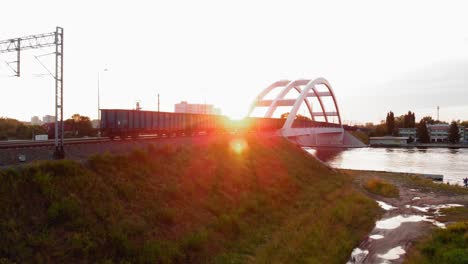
[342,169,468,263]
[371,142,468,148]
[0,135,381,263]
[309,147,468,185]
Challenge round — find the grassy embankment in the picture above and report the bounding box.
[0,135,381,263]
[349,131,369,145]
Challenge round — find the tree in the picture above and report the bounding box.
[420,116,435,125]
[64,114,94,137]
[385,111,395,135]
[395,115,405,130]
[373,123,387,137]
[460,120,468,128]
[404,111,416,128]
[420,116,447,125]
[448,121,460,143]
[416,120,430,143]
[0,117,46,140]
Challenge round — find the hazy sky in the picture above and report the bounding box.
[1,0,467,124]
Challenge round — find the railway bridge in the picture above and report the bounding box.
[248,77,362,147]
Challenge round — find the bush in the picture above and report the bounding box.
[363,177,399,198]
[406,221,468,264]
[47,197,80,226]
[139,240,181,264]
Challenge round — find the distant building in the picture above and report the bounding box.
[398,124,466,143]
[399,127,416,139]
[174,101,221,115]
[43,115,55,123]
[31,116,42,125]
[91,119,99,129]
[370,136,408,146]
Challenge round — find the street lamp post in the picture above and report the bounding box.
[97,68,108,136]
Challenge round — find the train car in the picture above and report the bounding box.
[100,109,230,139]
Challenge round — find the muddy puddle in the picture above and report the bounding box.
[347,199,463,263]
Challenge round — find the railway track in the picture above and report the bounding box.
[0,137,112,149]
[0,134,204,149]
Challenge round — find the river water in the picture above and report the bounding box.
[305,147,468,185]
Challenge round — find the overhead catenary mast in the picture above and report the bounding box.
[0,27,65,159]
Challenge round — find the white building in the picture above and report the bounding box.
[399,127,416,139]
[31,116,42,125]
[428,124,465,142]
[398,124,466,143]
[43,115,55,123]
[174,101,221,115]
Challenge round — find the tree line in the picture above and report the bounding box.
[0,114,96,140]
[382,111,464,143]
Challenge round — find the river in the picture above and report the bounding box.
[305,147,468,185]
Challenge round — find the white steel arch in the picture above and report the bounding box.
[249,77,342,129]
[247,79,315,120]
[264,79,313,119]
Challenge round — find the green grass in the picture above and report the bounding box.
[437,207,468,223]
[363,177,399,198]
[0,135,381,263]
[350,130,369,145]
[405,221,468,264]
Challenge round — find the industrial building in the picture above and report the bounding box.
[399,124,466,143]
[174,101,221,115]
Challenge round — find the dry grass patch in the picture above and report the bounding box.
[363,177,399,198]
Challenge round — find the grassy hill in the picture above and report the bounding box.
[0,135,380,263]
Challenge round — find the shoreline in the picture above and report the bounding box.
[342,169,468,263]
[370,143,468,148]
[342,168,444,182]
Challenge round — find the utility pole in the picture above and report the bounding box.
[98,72,100,128]
[437,106,440,121]
[157,93,160,112]
[0,27,65,159]
[97,69,108,132]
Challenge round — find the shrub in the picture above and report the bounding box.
[47,197,80,226]
[363,177,399,198]
[180,230,208,262]
[406,221,468,264]
[139,240,181,264]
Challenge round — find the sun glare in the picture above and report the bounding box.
[230,138,248,155]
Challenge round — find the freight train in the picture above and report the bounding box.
[99,109,342,140]
[99,109,286,139]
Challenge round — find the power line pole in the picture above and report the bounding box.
[0,27,65,159]
[98,72,100,127]
[437,106,440,121]
[157,93,160,112]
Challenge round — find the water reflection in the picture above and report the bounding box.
[310,148,344,163]
[449,149,459,154]
[306,147,468,185]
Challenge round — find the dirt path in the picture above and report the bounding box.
[344,170,468,264]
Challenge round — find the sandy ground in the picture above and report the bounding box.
[344,170,468,264]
